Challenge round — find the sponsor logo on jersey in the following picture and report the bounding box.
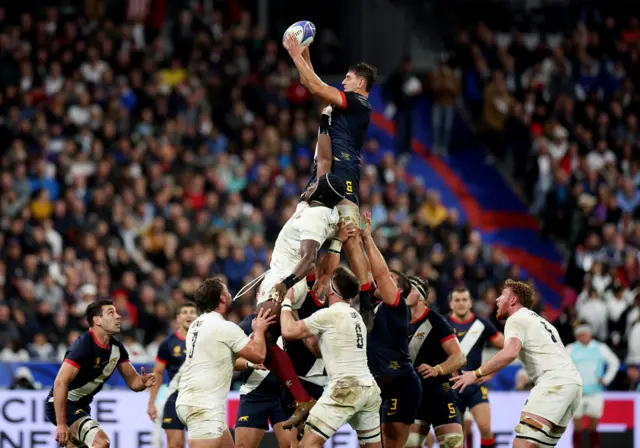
[388,361,400,370]
[163,418,172,423]
[238,416,249,422]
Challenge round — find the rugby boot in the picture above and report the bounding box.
[282,398,316,430]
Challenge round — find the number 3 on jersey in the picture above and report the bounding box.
[346,181,353,194]
[188,332,199,358]
[540,321,557,343]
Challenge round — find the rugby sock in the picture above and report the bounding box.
[480,437,495,447]
[589,430,601,448]
[466,433,473,447]
[265,345,312,402]
[573,430,582,448]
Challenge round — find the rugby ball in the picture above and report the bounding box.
[282,20,316,48]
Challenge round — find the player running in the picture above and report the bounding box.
[252,173,347,429]
[280,266,382,448]
[283,32,377,298]
[567,322,620,448]
[360,212,422,448]
[401,276,466,448]
[447,287,504,448]
[453,280,583,448]
[147,302,198,448]
[177,278,275,448]
[46,299,157,447]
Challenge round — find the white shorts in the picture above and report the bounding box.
[522,383,582,427]
[176,405,227,440]
[573,393,604,419]
[337,202,360,227]
[306,382,382,440]
[257,269,308,310]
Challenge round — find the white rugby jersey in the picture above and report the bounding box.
[504,308,582,387]
[177,312,250,409]
[271,202,339,274]
[303,302,374,388]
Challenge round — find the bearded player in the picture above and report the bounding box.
[447,287,504,448]
[453,280,583,448]
[147,302,198,448]
[283,32,377,307]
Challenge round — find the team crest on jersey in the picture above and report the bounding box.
[441,382,451,392]
[415,332,425,339]
[95,357,101,368]
[173,345,182,356]
[388,361,400,370]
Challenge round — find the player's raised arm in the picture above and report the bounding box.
[316,106,333,177]
[119,362,157,392]
[284,33,344,107]
[280,300,315,340]
[360,212,402,306]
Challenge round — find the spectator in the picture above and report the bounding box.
[385,57,422,155]
[482,71,512,159]
[27,332,56,361]
[428,55,460,156]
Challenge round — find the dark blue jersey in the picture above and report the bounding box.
[156,331,187,383]
[446,313,500,371]
[367,292,414,378]
[46,329,130,409]
[237,315,281,398]
[305,92,371,205]
[408,308,456,385]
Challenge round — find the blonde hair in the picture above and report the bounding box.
[504,279,534,309]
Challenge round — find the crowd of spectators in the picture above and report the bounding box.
[442,7,640,388]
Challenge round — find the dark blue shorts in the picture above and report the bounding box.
[236,391,287,430]
[162,391,185,430]
[332,159,361,205]
[281,379,325,418]
[417,380,462,427]
[379,372,422,424]
[45,400,91,427]
[456,384,489,414]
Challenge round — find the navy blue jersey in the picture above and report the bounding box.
[285,287,328,379]
[446,313,500,371]
[305,92,371,205]
[367,293,414,378]
[155,332,187,383]
[46,329,130,409]
[408,308,456,385]
[237,315,281,398]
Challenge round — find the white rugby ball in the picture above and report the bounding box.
[282,20,316,48]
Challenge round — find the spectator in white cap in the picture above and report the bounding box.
[566,322,620,448]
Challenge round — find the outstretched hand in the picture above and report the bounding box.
[336,222,357,243]
[361,212,373,238]
[140,366,157,389]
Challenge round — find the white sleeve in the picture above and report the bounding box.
[599,343,620,386]
[504,313,527,344]
[303,308,332,336]
[222,322,251,354]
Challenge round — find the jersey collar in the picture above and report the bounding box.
[410,307,430,324]
[89,328,110,349]
[449,313,475,325]
[175,331,186,341]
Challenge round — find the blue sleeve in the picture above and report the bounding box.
[482,318,500,341]
[341,92,369,111]
[156,338,170,364]
[237,316,254,336]
[116,340,130,365]
[431,312,456,345]
[63,336,91,368]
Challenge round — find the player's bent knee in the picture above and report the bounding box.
[515,416,563,447]
[357,428,381,445]
[74,416,103,447]
[91,430,110,448]
[405,432,426,448]
[436,432,463,448]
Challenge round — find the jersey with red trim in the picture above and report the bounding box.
[366,293,414,378]
[446,313,500,371]
[408,308,456,385]
[46,329,130,409]
[156,331,187,383]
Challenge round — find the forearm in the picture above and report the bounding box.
[302,49,314,73]
[148,371,163,403]
[362,235,389,279]
[129,375,146,392]
[234,358,252,371]
[316,134,332,177]
[478,349,516,377]
[53,382,69,426]
[437,353,466,376]
[251,331,267,362]
[291,254,316,281]
[280,308,297,339]
[292,54,323,93]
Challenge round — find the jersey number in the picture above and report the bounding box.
[351,312,363,349]
[346,181,353,194]
[540,321,557,343]
[188,332,199,358]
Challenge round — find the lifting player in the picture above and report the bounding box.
[147,302,198,448]
[446,287,504,448]
[46,299,157,447]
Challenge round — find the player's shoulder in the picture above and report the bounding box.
[345,91,372,110]
[426,308,448,324]
[110,336,127,351]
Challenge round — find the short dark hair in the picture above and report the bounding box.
[348,62,378,92]
[390,269,412,295]
[86,299,114,327]
[194,278,225,313]
[177,301,197,315]
[449,286,470,300]
[504,279,534,309]
[332,266,360,300]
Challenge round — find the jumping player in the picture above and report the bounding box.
[46,299,157,447]
[253,173,347,429]
[283,32,377,297]
[447,287,504,448]
[280,266,382,448]
[402,276,466,448]
[453,280,583,448]
[147,302,198,448]
[360,212,422,448]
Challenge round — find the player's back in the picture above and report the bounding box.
[177,312,249,409]
[271,202,339,273]
[505,308,582,386]
[330,92,371,166]
[305,302,374,388]
[367,297,414,378]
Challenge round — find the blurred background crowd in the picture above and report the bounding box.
[0,0,638,392]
